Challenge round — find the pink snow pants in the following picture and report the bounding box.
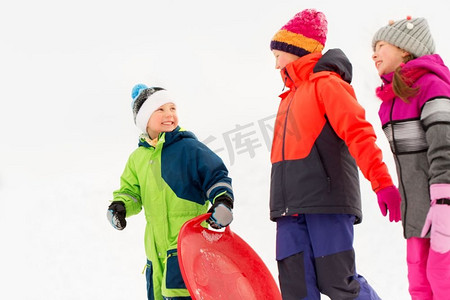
[407,237,450,299]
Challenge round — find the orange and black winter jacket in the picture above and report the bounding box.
[270,51,393,222]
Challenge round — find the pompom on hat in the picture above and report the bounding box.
[372,16,435,58]
[130,83,176,133]
[270,9,328,58]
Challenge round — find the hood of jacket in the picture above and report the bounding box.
[380,54,450,86]
[313,48,353,83]
[378,54,450,123]
[280,49,353,89]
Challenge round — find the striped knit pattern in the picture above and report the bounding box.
[372,17,435,58]
[270,9,327,57]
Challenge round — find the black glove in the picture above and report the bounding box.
[207,195,233,229]
[107,201,127,230]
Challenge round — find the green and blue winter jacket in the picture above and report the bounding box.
[112,126,233,298]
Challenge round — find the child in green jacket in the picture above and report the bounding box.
[107,84,234,300]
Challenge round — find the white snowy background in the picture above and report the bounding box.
[2,0,450,299]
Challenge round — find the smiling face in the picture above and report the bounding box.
[146,102,178,139]
[272,49,301,70]
[372,41,410,76]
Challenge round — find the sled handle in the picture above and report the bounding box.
[185,213,231,235]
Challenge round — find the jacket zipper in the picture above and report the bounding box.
[281,69,295,161]
[318,116,333,192]
[280,69,294,215]
[390,98,408,236]
[314,144,332,192]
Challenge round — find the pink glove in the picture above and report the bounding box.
[376,185,402,222]
[421,199,450,253]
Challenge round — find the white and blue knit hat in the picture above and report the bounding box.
[372,16,435,58]
[131,84,176,133]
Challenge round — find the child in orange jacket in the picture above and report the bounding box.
[269,9,402,299]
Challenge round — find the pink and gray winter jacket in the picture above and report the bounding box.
[377,54,450,238]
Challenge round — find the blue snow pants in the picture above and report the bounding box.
[276,214,381,300]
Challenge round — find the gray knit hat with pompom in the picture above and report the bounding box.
[372,16,435,58]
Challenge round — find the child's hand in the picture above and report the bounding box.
[376,185,402,222]
[207,195,233,229]
[421,199,450,253]
[107,201,127,230]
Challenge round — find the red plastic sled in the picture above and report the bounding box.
[177,213,282,300]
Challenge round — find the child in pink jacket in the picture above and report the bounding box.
[372,16,450,299]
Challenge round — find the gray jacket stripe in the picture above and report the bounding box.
[117,193,139,203]
[421,97,450,128]
[383,120,428,153]
[206,182,232,199]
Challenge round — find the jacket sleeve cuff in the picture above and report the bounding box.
[430,183,450,202]
[371,177,394,193]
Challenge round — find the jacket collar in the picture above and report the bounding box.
[138,126,197,148]
[280,52,322,89]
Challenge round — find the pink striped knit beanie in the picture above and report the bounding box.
[270,9,328,57]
